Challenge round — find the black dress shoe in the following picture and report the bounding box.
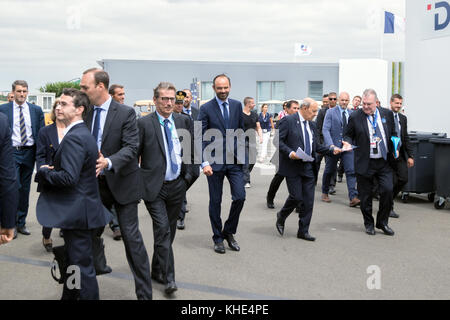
[376,224,395,236]
[224,234,240,251]
[329,186,336,195]
[337,176,343,183]
[165,281,178,295]
[17,226,31,235]
[95,265,112,276]
[13,228,17,239]
[275,212,285,236]
[389,210,400,218]
[214,242,226,254]
[177,219,185,230]
[365,226,376,235]
[42,238,53,253]
[297,232,316,241]
[267,200,275,209]
[151,273,165,284]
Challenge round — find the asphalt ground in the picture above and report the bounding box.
[1,159,450,300]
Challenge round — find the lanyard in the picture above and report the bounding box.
[367,109,379,137]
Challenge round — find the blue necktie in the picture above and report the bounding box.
[374,118,387,161]
[303,121,311,156]
[163,119,178,173]
[222,102,229,129]
[92,107,102,146]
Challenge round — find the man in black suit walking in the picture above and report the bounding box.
[343,89,398,236]
[389,94,414,218]
[36,89,111,299]
[138,82,195,295]
[0,113,19,245]
[275,98,339,241]
[81,68,153,299]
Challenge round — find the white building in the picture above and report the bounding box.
[405,0,450,135]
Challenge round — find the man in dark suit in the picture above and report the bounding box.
[266,100,299,209]
[81,68,152,300]
[0,113,19,245]
[138,82,195,295]
[321,92,359,207]
[198,74,246,254]
[173,91,200,230]
[182,89,199,121]
[343,89,398,236]
[275,98,339,241]
[389,94,414,218]
[0,80,45,237]
[36,88,111,300]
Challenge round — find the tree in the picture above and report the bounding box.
[40,81,81,97]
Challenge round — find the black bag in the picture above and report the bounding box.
[51,245,68,284]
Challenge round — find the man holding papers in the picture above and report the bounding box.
[342,89,398,237]
[275,98,340,241]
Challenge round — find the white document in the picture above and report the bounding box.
[341,144,359,152]
[295,147,314,162]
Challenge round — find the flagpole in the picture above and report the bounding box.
[380,8,384,59]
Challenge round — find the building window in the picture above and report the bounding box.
[201,81,214,101]
[308,81,323,101]
[257,81,285,114]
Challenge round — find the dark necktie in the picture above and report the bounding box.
[342,110,347,130]
[19,106,28,145]
[394,113,402,148]
[163,119,178,173]
[92,107,102,145]
[303,120,311,156]
[222,102,229,129]
[373,116,387,160]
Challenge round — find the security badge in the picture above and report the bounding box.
[371,136,381,154]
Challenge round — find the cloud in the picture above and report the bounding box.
[0,0,405,90]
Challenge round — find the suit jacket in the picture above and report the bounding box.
[0,113,18,229]
[343,107,397,176]
[315,106,329,144]
[85,100,141,204]
[198,98,245,171]
[322,106,353,148]
[395,112,414,161]
[138,112,195,202]
[186,106,199,121]
[0,101,45,148]
[35,123,60,192]
[277,113,331,178]
[36,123,111,229]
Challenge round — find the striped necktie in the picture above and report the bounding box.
[19,105,28,145]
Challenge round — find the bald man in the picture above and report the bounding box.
[275,98,340,241]
[321,92,359,207]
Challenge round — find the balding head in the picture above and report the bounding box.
[300,97,319,121]
[338,92,350,109]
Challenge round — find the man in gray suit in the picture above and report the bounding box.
[81,68,152,300]
[138,82,195,296]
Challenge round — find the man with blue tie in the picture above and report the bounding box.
[198,74,246,254]
[343,89,397,236]
[275,98,339,241]
[138,82,195,295]
[321,92,360,207]
[0,80,45,238]
[81,68,153,299]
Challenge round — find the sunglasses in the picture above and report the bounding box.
[329,98,337,100]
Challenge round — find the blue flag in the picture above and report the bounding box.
[391,136,401,158]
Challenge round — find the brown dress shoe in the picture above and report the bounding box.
[349,197,361,207]
[321,194,331,203]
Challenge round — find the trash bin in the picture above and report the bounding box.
[401,131,447,202]
[430,137,450,209]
